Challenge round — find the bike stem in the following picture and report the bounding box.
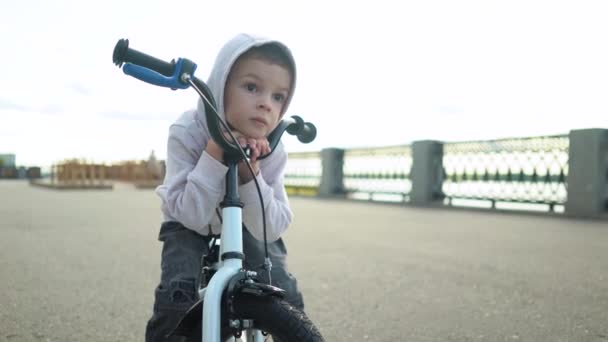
[202,156,245,342]
[218,155,246,264]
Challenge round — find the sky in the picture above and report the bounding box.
[1,0,607,168]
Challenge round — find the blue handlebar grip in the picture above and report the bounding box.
[123,58,196,90]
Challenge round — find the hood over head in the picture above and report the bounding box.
[196,33,297,128]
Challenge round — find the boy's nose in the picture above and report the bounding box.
[257,95,272,111]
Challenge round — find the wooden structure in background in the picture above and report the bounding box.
[31,159,113,190]
[106,157,165,189]
[31,152,165,190]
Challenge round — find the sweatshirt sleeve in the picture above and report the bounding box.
[156,124,227,235]
[238,144,293,242]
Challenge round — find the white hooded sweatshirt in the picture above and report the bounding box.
[155,33,297,242]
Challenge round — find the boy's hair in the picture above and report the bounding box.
[237,44,295,80]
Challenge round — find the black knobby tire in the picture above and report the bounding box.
[221,294,324,341]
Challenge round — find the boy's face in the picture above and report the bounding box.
[224,57,292,139]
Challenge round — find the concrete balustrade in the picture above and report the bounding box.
[313,129,607,219]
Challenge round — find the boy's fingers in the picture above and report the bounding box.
[251,146,260,161]
[263,140,270,154]
[257,140,268,155]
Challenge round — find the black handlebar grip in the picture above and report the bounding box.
[298,122,317,143]
[286,115,305,135]
[112,39,175,77]
[282,116,316,144]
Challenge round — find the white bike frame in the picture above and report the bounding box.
[200,162,265,342]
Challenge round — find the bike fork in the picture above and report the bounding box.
[225,330,264,342]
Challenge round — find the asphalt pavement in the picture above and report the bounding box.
[1,180,607,342]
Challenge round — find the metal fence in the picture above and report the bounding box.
[284,151,322,196]
[442,135,569,212]
[285,146,413,201]
[285,130,606,216]
[285,136,568,207]
[343,145,412,202]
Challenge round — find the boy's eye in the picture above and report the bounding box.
[273,93,286,102]
[245,83,257,92]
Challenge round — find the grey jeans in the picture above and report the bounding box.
[145,221,305,342]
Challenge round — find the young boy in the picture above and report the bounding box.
[145,33,305,341]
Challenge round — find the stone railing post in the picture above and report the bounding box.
[410,140,444,205]
[565,129,608,218]
[318,148,345,197]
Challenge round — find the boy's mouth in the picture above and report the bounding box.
[251,117,268,127]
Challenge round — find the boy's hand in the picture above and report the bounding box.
[205,138,225,162]
[236,135,270,184]
[204,132,271,184]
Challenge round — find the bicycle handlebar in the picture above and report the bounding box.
[113,39,197,90]
[113,39,175,76]
[112,38,316,160]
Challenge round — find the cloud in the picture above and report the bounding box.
[0,98,65,115]
[68,83,91,96]
[438,105,465,115]
[99,110,170,121]
[40,104,64,115]
[0,98,30,112]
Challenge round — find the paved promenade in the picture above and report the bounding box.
[1,180,607,342]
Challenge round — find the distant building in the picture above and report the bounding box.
[146,150,163,180]
[0,154,40,180]
[26,167,42,179]
[0,154,16,168]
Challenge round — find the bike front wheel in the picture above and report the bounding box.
[220,293,324,341]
